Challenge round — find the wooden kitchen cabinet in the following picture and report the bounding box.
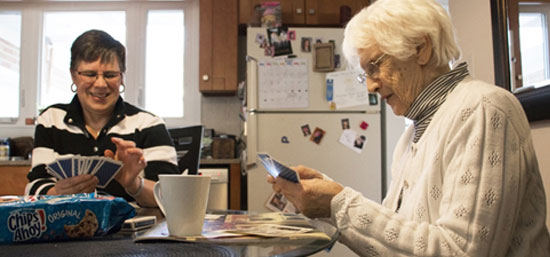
[199,0,239,94]
[0,164,30,196]
[239,0,370,26]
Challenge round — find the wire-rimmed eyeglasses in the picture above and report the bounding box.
[77,71,122,84]
[357,54,387,84]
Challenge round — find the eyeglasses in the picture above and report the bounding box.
[77,71,122,84]
[357,54,387,83]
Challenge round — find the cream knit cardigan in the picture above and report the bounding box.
[329,77,550,256]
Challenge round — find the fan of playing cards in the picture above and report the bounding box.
[46,156,123,189]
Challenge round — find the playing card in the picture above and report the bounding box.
[257,153,276,178]
[57,157,74,178]
[272,158,300,183]
[257,153,299,183]
[95,158,123,188]
[46,161,65,179]
[86,157,101,176]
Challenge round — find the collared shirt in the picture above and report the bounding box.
[404,62,469,143]
[26,95,179,201]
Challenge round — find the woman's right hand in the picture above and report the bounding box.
[47,174,98,195]
[292,165,324,180]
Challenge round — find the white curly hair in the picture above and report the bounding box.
[342,0,461,70]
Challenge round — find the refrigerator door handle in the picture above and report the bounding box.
[245,111,258,166]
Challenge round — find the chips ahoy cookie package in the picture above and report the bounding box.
[0,193,135,244]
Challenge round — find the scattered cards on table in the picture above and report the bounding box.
[46,156,123,188]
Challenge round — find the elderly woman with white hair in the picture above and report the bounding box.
[269,0,550,256]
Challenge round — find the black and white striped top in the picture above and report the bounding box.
[25,95,179,201]
[404,62,469,143]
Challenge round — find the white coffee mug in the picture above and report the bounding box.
[153,174,211,237]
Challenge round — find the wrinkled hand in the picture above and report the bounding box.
[104,137,147,190]
[269,165,343,219]
[49,174,98,195]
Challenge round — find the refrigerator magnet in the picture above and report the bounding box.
[326,78,334,101]
[301,37,312,52]
[369,93,378,105]
[255,33,266,45]
[360,121,369,130]
[313,43,335,72]
[265,46,274,56]
[281,136,290,144]
[339,130,367,154]
[288,30,296,40]
[310,127,326,144]
[301,124,311,136]
[341,118,350,130]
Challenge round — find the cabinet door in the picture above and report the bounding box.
[305,0,370,25]
[200,0,238,94]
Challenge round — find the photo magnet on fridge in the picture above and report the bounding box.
[341,118,350,130]
[267,27,293,56]
[310,127,326,144]
[301,124,311,136]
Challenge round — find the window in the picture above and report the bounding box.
[519,4,550,88]
[145,10,184,117]
[519,12,548,86]
[40,11,126,110]
[0,11,21,120]
[0,1,200,136]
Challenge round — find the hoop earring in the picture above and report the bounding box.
[70,83,77,93]
[119,84,126,93]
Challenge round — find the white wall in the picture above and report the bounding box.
[531,120,550,228]
[449,0,495,84]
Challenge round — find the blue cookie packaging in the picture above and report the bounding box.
[0,193,135,244]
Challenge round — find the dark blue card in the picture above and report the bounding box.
[95,160,122,188]
[257,153,299,183]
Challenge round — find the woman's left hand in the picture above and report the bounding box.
[104,137,147,190]
[274,175,343,219]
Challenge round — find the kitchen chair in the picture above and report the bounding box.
[168,125,204,175]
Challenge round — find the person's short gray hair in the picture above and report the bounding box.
[70,30,126,72]
[342,0,461,70]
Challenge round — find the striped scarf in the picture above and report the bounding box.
[404,62,469,143]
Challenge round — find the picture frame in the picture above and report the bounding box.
[312,43,335,72]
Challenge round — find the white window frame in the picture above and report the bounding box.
[0,0,201,137]
[519,3,550,88]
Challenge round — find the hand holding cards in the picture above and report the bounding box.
[46,156,123,188]
[257,153,300,183]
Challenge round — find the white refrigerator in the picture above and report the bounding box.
[244,27,383,213]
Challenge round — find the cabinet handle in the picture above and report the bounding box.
[296,8,303,14]
[308,8,315,15]
[202,74,209,81]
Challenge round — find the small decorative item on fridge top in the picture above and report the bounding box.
[261,2,282,28]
